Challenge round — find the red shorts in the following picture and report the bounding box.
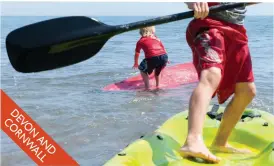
[186,17,254,104]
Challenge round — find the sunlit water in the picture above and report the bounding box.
[1,16,273,165]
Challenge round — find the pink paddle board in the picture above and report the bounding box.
[103,63,198,91]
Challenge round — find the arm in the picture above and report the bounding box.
[160,41,167,53]
[133,41,141,69]
[159,41,169,64]
[134,52,140,67]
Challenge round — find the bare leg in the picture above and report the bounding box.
[179,67,222,163]
[140,72,150,90]
[155,74,160,88]
[155,67,164,88]
[211,82,256,153]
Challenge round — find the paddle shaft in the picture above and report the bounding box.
[113,3,253,34]
[5,2,259,73]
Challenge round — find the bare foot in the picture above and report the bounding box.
[144,87,151,91]
[179,140,221,163]
[211,144,252,154]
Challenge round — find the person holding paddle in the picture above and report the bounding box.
[179,2,256,163]
[132,26,168,90]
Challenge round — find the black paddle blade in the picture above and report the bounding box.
[6,16,115,73]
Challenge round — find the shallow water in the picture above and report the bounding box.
[1,16,273,166]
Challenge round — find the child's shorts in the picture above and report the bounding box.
[138,54,168,76]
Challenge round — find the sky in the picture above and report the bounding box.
[0,2,273,16]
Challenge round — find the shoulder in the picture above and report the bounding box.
[136,37,144,48]
[137,37,145,43]
[152,35,161,42]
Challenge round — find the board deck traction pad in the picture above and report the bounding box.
[104,105,274,166]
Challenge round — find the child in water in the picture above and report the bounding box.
[132,26,168,90]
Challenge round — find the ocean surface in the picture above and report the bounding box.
[1,16,273,166]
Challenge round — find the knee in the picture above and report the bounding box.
[199,67,222,90]
[249,85,257,98]
[235,83,256,101]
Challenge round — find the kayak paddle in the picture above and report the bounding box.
[6,3,255,73]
